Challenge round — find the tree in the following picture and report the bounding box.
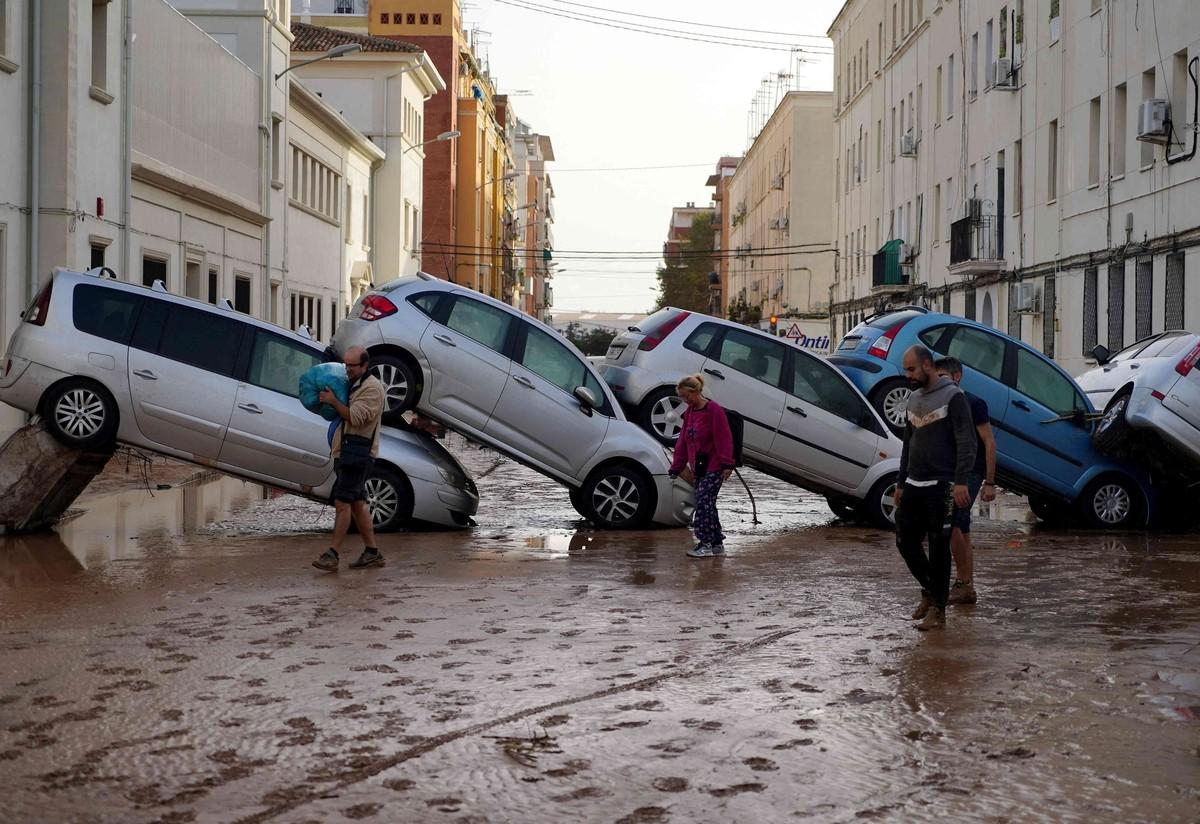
[563,322,617,356]
[653,211,715,313]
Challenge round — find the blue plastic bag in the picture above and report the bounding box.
[298,362,349,421]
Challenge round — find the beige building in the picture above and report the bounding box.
[510,119,556,320]
[727,91,836,333]
[831,0,1200,375]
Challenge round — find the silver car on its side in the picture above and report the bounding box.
[0,268,479,531]
[1078,331,1200,475]
[330,274,694,530]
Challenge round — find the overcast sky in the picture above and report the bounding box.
[465,0,845,313]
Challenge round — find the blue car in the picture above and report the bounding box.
[829,307,1155,529]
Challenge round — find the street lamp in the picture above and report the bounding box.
[276,43,363,81]
[474,171,519,191]
[403,130,460,154]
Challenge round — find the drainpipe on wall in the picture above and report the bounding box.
[122,0,133,282]
[26,0,42,304]
[260,13,273,322]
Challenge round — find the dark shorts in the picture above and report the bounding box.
[332,457,373,503]
[951,473,984,533]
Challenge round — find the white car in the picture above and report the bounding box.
[597,308,902,526]
[1078,331,1200,475]
[0,268,479,531]
[330,274,694,530]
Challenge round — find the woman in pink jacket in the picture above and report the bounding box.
[668,374,735,558]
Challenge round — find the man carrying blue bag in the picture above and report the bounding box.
[305,346,387,572]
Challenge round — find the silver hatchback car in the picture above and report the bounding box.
[598,308,903,526]
[0,268,478,531]
[330,274,694,530]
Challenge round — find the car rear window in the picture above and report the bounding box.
[635,308,687,336]
[73,284,142,344]
[864,309,925,329]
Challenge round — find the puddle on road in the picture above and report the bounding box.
[0,474,265,589]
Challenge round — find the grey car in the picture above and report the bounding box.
[0,268,478,531]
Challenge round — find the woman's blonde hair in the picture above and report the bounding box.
[676,374,705,394]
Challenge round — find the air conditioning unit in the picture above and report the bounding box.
[1016,282,1041,313]
[993,57,1017,89]
[966,198,983,220]
[898,130,917,157]
[1137,98,1171,144]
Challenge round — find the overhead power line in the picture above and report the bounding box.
[531,0,834,40]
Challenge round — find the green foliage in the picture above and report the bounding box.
[563,322,617,356]
[654,211,716,313]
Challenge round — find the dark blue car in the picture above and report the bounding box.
[830,307,1155,529]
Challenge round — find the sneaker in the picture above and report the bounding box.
[312,549,339,572]
[915,606,945,631]
[948,579,978,605]
[911,593,933,620]
[686,544,713,558]
[710,543,726,556]
[349,548,385,569]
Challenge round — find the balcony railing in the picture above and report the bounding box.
[950,215,999,264]
[872,239,908,288]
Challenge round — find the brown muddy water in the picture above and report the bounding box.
[0,448,1198,823]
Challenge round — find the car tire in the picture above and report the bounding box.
[370,354,419,419]
[364,464,414,532]
[578,465,653,529]
[568,486,590,521]
[825,496,859,521]
[1028,495,1072,526]
[1077,475,1143,530]
[1092,389,1132,453]
[41,378,119,451]
[858,473,900,529]
[638,387,687,446]
[871,379,912,436]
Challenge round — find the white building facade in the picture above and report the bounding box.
[511,119,556,320]
[830,0,1200,375]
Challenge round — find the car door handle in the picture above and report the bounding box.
[132,369,158,380]
[787,405,808,417]
[238,403,263,414]
[1011,399,1031,411]
[513,374,535,389]
[433,333,457,347]
[703,368,725,379]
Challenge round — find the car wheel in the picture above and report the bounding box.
[568,486,590,520]
[370,354,419,417]
[638,387,687,446]
[579,465,653,529]
[859,474,900,529]
[825,496,859,521]
[871,379,911,436]
[1029,495,1072,526]
[1078,475,1142,530]
[1092,389,1132,453]
[364,465,414,532]
[42,378,118,451]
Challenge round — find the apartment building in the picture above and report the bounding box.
[510,118,556,320]
[728,91,836,328]
[705,156,741,317]
[830,0,1200,375]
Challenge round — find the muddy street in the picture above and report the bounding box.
[1,441,1198,823]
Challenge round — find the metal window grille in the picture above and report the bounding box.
[1107,262,1125,352]
[1083,267,1097,355]
[1043,275,1056,357]
[1165,252,1185,329]
[1135,257,1153,339]
[964,286,976,320]
[1008,282,1021,337]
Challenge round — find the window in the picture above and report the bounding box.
[984,20,993,86]
[1135,257,1153,339]
[1013,139,1023,212]
[142,255,167,288]
[247,332,321,398]
[89,243,106,270]
[970,33,979,95]
[1015,349,1079,413]
[91,0,109,94]
[208,268,219,304]
[408,291,443,318]
[72,285,141,344]
[1165,252,1185,329]
[876,119,882,169]
[1113,83,1127,176]
[379,12,389,23]
[288,146,341,222]
[1088,97,1101,186]
[271,117,283,186]
[790,353,870,425]
[1015,0,1024,44]
[153,305,243,377]
[1043,274,1056,358]
[406,13,415,24]
[1108,262,1125,351]
[1174,50,1190,139]
[0,3,8,63]
[234,274,251,313]
[518,325,588,396]
[933,184,941,244]
[1083,266,1098,355]
[445,297,511,351]
[714,328,786,388]
[363,193,370,248]
[1047,119,1058,201]
[947,54,955,116]
[1141,69,1156,167]
[420,13,429,24]
[936,65,943,120]
[946,326,1005,380]
[433,13,442,24]
[290,292,320,337]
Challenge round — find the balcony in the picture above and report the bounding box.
[948,214,1005,277]
[872,239,910,291]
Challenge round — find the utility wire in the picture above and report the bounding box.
[526,0,833,40]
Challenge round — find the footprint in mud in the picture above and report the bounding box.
[616,806,669,823]
[552,786,607,802]
[793,718,818,729]
[542,758,591,778]
[599,720,649,731]
[160,709,184,722]
[708,782,766,797]
[342,802,383,819]
[647,739,691,754]
[540,714,571,728]
[790,682,822,693]
[425,796,463,812]
[617,700,663,712]
[651,776,688,792]
[383,778,415,792]
[680,719,722,731]
[484,628,507,635]
[743,757,778,772]
[772,738,815,750]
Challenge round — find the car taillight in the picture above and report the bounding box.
[867,319,906,359]
[359,294,397,321]
[24,281,53,326]
[1175,342,1200,377]
[637,311,690,352]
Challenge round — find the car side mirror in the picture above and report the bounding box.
[573,385,597,416]
[1091,343,1111,365]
